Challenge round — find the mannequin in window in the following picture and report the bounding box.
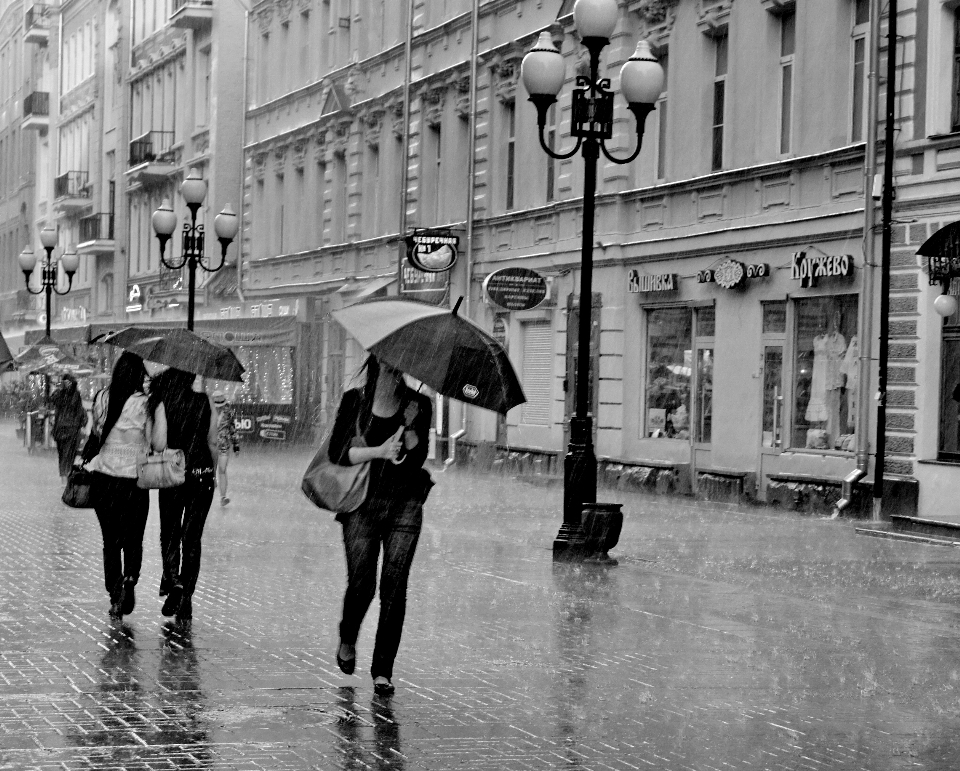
[805,310,847,444]
[841,334,859,429]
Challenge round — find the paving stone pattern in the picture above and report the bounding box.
[1,422,960,769]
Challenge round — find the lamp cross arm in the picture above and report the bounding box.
[599,102,656,165]
[52,273,74,296]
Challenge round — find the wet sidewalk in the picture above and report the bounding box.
[2,421,960,769]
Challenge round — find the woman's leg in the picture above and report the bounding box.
[93,475,124,605]
[178,476,215,598]
[370,498,423,681]
[119,482,150,584]
[217,453,229,503]
[158,486,186,595]
[339,507,382,648]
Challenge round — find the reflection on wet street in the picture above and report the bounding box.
[3,428,960,768]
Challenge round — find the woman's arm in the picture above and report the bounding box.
[151,402,168,451]
[206,398,219,463]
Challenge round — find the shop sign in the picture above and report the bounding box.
[405,231,459,273]
[484,267,548,310]
[256,413,290,441]
[698,259,769,288]
[126,284,143,313]
[791,251,854,288]
[628,270,678,293]
[60,306,87,323]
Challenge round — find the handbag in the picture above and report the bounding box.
[301,414,370,515]
[62,465,95,508]
[136,448,186,489]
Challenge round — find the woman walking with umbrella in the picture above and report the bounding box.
[148,367,219,622]
[50,374,87,486]
[330,355,434,696]
[85,352,151,618]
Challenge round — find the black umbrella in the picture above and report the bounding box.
[332,297,525,414]
[0,329,12,371]
[917,220,960,279]
[99,326,245,382]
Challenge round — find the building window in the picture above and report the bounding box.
[645,307,693,439]
[100,273,114,314]
[431,123,442,223]
[657,55,669,180]
[505,101,516,210]
[694,307,715,444]
[851,0,870,142]
[546,104,557,202]
[712,35,728,171]
[791,295,859,451]
[779,12,795,154]
[333,151,347,242]
[952,12,960,131]
[521,320,553,425]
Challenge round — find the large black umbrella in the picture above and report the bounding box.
[917,220,960,278]
[332,297,525,414]
[0,330,12,371]
[99,326,245,382]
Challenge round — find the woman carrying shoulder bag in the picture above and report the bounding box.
[330,354,433,696]
[85,352,151,619]
[148,367,219,622]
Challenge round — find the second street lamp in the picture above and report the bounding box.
[520,0,664,559]
[20,225,79,341]
[151,167,240,331]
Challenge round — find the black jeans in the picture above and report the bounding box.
[55,430,81,477]
[158,473,215,598]
[92,473,150,601]
[339,492,423,680]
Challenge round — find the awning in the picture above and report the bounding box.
[337,276,397,302]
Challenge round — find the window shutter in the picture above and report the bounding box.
[521,320,553,425]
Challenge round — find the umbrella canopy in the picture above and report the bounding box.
[28,352,97,377]
[0,329,12,370]
[917,221,960,280]
[99,326,246,382]
[13,338,76,372]
[332,297,525,414]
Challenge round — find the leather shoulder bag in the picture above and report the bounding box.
[301,406,369,516]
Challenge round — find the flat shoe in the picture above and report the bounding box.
[373,679,395,696]
[336,643,356,675]
[161,584,183,617]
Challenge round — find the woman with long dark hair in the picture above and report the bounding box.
[50,374,87,486]
[328,354,433,695]
[86,352,151,619]
[148,367,219,623]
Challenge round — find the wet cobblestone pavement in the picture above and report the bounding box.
[3,421,960,769]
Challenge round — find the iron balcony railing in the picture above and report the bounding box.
[25,4,51,31]
[54,171,90,199]
[23,91,49,117]
[157,263,185,293]
[129,130,176,167]
[79,213,115,242]
[171,0,213,11]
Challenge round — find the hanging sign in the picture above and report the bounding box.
[698,259,769,288]
[125,284,143,313]
[405,230,459,272]
[791,251,854,288]
[484,267,548,310]
[628,270,677,293]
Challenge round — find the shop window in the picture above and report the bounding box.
[521,320,553,425]
[791,295,859,451]
[645,307,696,439]
[938,294,960,459]
[218,346,295,405]
[695,307,715,443]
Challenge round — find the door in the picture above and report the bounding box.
[761,344,784,450]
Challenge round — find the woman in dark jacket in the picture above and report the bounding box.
[329,354,433,696]
[148,368,219,623]
[50,374,87,485]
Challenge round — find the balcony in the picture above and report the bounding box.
[126,130,178,185]
[22,91,49,132]
[24,4,51,45]
[53,171,92,212]
[169,0,213,29]
[77,213,115,256]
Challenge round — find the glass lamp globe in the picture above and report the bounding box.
[620,40,665,105]
[39,225,58,250]
[180,167,207,206]
[152,199,178,236]
[18,246,37,273]
[214,204,240,240]
[934,293,959,317]
[521,32,565,98]
[573,0,620,41]
[60,250,80,275]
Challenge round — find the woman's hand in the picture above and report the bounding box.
[375,427,404,462]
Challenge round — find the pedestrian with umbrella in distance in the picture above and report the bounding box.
[49,373,87,487]
[97,325,244,623]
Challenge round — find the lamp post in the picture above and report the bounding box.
[520,0,664,559]
[19,225,79,340]
[151,167,239,331]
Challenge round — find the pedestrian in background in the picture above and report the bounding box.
[85,352,151,619]
[50,374,87,486]
[329,354,433,696]
[211,390,239,506]
[149,368,218,622]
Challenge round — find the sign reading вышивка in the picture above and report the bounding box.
[628,270,677,293]
[791,251,854,288]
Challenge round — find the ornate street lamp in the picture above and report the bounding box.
[151,167,240,330]
[521,0,664,559]
[20,225,79,340]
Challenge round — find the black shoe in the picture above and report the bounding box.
[176,594,192,622]
[120,579,136,615]
[373,678,395,696]
[161,584,183,617]
[108,602,123,619]
[336,644,356,675]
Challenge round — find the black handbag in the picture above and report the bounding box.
[62,465,96,509]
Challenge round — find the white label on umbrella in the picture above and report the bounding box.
[462,384,479,399]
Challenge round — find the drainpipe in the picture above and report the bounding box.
[837,0,881,515]
[235,2,250,302]
[446,0,480,468]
